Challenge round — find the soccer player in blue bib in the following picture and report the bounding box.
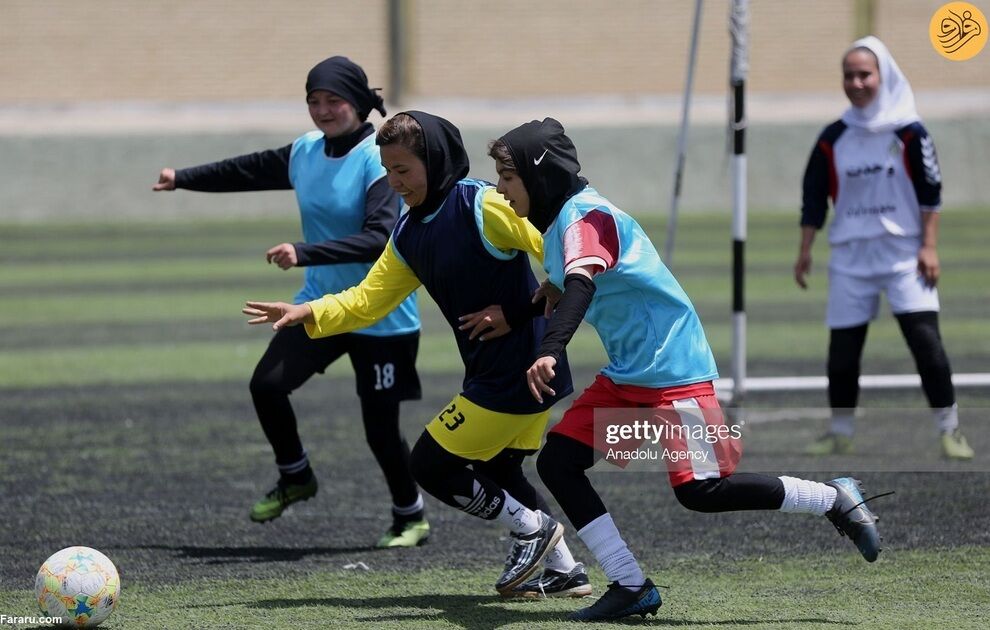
[795,37,973,460]
[242,111,590,596]
[154,57,428,547]
[490,119,887,621]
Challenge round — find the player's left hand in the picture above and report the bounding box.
[526,356,557,403]
[242,301,313,331]
[266,243,299,270]
[918,245,940,288]
[458,305,509,341]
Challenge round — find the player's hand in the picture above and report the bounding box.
[458,305,509,341]
[918,245,940,288]
[533,279,562,318]
[526,356,557,403]
[266,243,299,270]
[242,301,313,331]
[153,168,176,191]
[794,252,812,289]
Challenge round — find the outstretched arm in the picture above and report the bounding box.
[304,239,420,338]
[243,239,421,337]
[155,145,293,193]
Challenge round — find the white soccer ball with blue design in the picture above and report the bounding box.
[35,546,120,628]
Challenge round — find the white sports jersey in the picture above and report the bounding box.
[801,120,942,276]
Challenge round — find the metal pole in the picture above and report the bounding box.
[664,0,703,268]
[729,0,749,405]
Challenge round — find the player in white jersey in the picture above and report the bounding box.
[795,37,973,460]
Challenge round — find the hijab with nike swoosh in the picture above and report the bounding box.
[497,118,588,233]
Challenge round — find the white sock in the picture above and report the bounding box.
[934,404,959,434]
[829,412,855,437]
[543,537,577,573]
[778,476,838,516]
[393,494,424,518]
[495,492,540,535]
[277,451,311,478]
[578,513,644,591]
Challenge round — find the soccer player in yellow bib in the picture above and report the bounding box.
[243,111,591,598]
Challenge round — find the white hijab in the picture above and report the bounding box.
[840,36,920,133]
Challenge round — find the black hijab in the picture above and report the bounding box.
[305,56,386,121]
[497,118,587,233]
[402,111,471,220]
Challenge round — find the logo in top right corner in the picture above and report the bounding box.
[930,2,987,60]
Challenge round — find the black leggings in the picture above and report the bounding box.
[537,433,784,531]
[409,431,551,519]
[249,326,419,508]
[828,311,954,409]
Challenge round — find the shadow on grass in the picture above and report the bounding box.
[249,594,850,629]
[135,544,379,564]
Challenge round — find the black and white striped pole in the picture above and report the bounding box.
[729,0,748,405]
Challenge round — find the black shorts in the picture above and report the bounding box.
[257,326,422,403]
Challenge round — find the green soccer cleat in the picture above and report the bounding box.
[249,476,318,523]
[805,433,854,456]
[376,519,430,548]
[941,429,974,460]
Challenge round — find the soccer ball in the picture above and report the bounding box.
[35,546,120,628]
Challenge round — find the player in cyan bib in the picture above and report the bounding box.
[491,118,888,622]
[155,56,426,547]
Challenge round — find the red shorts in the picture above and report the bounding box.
[549,375,743,487]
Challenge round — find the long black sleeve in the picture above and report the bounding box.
[503,296,548,329]
[175,144,293,192]
[536,274,597,362]
[294,177,402,266]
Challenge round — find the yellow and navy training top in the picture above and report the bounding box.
[306,179,573,414]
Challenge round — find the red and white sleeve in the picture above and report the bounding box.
[562,209,619,276]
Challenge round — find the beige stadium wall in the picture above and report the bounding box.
[0,0,391,102]
[0,0,988,103]
[409,0,858,96]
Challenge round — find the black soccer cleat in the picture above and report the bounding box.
[568,578,662,622]
[495,511,564,595]
[503,562,592,599]
[825,477,887,562]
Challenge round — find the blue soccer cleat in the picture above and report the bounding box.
[826,477,885,562]
[568,578,661,622]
